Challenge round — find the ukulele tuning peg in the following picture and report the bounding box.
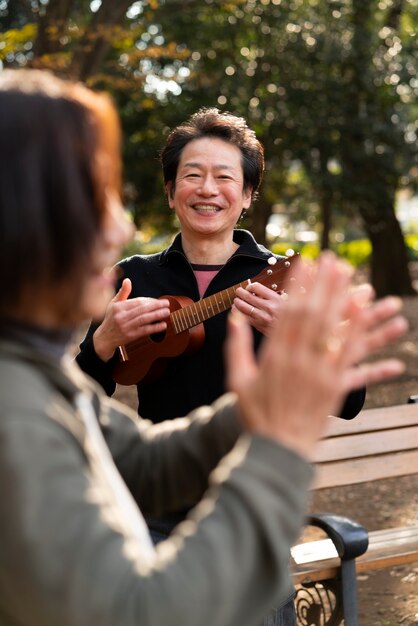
[268,256,277,265]
[284,261,291,267]
[285,248,295,257]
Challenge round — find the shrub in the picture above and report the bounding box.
[337,239,372,266]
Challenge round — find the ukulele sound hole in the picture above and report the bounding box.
[149,330,167,343]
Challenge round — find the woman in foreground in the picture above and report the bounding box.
[0,69,408,626]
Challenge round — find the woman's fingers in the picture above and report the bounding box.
[225,311,259,396]
[336,297,408,367]
[225,251,409,460]
[342,359,406,391]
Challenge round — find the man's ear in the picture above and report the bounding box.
[243,186,253,209]
[166,182,175,208]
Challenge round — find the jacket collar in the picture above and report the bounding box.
[159,229,273,266]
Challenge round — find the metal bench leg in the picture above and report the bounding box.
[295,514,368,626]
[295,565,359,626]
[340,559,359,626]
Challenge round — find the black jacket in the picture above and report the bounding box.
[77,229,365,422]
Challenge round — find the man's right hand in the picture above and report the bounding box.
[93,278,170,362]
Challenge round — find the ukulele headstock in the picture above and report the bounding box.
[255,251,301,294]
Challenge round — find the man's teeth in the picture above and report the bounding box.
[193,205,220,212]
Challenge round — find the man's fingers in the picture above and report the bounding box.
[113,278,132,302]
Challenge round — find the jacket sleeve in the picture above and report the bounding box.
[0,399,312,626]
[75,322,117,397]
[105,393,244,516]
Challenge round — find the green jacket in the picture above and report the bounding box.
[0,338,312,626]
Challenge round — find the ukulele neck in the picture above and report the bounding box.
[170,279,250,334]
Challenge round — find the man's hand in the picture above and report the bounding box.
[93,278,170,362]
[232,282,287,335]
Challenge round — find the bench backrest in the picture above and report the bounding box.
[311,403,418,490]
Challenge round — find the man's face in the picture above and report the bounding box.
[167,137,252,240]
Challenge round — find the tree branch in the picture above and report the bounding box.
[68,0,135,81]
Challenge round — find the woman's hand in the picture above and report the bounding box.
[93,278,170,362]
[225,252,407,459]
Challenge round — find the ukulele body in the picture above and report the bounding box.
[112,253,300,386]
[112,295,205,386]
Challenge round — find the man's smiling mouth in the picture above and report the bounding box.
[192,204,222,212]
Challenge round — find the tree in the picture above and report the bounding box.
[337,0,416,295]
[0,0,188,231]
[153,0,417,295]
[2,0,417,294]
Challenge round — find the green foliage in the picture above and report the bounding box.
[0,23,36,60]
[405,235,418,261]
[339,237,418,266]
[274,238,371,266]
[337,239,372,267]
[273,236,418,267]
[271,241,302,256]
[2,0,417,293]
[271,241,320,260]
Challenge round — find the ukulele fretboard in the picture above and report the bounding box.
[171,279,251,333]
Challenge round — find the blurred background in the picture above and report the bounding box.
[1,0,417,297]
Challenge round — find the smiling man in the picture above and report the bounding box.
[76,108,366,625]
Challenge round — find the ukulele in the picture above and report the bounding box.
[112,252,300,386]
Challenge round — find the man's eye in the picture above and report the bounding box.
[186,173,200,178]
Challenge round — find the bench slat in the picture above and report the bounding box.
[291,525,418,585]
[313,425,418,463]
[313,449,418,489]
[291,403,418,600]
[326,404,418,438]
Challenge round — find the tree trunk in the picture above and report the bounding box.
[319,191,332,251]
[33,0,74,57]
[338,0,414,297]
[247,200,271,248]
[363,212,415,298]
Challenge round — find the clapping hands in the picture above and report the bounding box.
[225,252,408,458]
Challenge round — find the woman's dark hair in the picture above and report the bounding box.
[161,108,265,200]
[0,69,121,318]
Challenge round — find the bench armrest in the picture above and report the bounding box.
[308,513,369,560]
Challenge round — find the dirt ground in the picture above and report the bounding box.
[111,265,418,626]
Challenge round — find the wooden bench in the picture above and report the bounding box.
[290,400,418,626]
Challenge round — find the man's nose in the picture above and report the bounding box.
[198,175,218,195]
